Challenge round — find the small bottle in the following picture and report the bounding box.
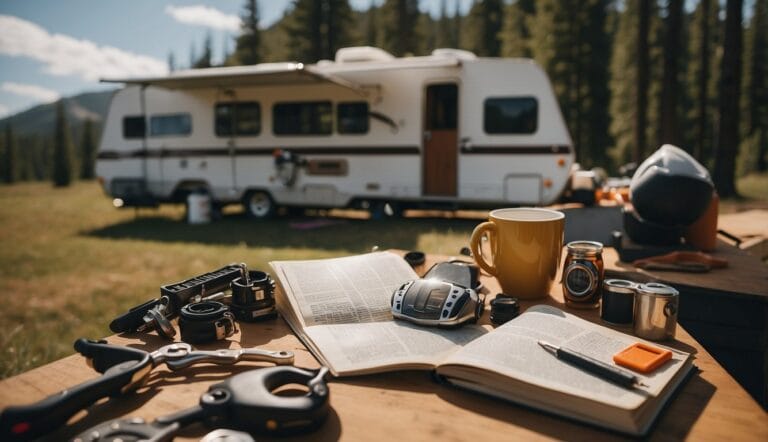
[562,241,604,309]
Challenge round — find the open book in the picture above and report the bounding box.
[270,252,694,436]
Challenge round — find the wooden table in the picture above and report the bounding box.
[1,252,766,441]
[605,242,768,408]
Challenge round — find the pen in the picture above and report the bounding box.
[537,340,648,390]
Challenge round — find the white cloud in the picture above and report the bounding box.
[0,104,9,118]
[1,82,60,103]
[0,15,168,82]
[165,5,241,31]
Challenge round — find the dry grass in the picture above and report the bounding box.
[0,181,475,377]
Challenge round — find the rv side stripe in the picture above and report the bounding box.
[460,145,571,155]
[97,146,421,159]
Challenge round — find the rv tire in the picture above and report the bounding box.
[243,190,275,219]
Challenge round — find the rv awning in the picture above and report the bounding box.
[101,63,368,95]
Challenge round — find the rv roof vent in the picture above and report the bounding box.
[431,48,477,60]
[335,46,395,63]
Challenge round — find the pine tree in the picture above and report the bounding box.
[465,0,503,57]
[435,0,451,48]
[740,0,768,172]
[684,0,721,164]
[379,0,421,56]
[326,0,355,59]
[2,124,17,184]
[52,101,74,187]
[500,0,534,57]
[193,34,213,68]
[528,0,611,167]
[713,0,743,197]
[167,52,176,72]
[635,0,651,164]
[451,0,462,49]
[658,0,684,147]
[236,0,261,65]
[283,0,354,62]
[79,119,96,180]
[365,1,379,47]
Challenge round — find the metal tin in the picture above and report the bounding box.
[601,279,636,324]
[562,241,604,309]
[633,282,679,340]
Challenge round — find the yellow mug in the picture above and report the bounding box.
[470,208,565,299]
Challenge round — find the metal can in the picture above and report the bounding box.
[601,279,637,324]
[562,241,604,309]
[633,282,679,341]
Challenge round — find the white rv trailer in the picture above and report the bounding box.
[96,46,574,218]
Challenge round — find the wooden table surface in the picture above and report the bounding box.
[1,251,766,442]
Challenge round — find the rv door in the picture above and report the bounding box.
[423,83,458,197]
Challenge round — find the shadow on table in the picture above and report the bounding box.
[342,366,715,441]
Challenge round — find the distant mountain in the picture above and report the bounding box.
[0,89,114,140]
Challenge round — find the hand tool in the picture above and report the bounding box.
[72,366,330,441]
[0,339,294,441]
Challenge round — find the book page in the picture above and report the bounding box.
[271,252,418,327]
[441,305,690,409]
[305,321,488,375]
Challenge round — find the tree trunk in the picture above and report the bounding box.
[659,0,683,146]
[694,0,711,161]
[634,0,651,163]
[713,0,743,197]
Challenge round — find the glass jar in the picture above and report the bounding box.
[562,241,604,309]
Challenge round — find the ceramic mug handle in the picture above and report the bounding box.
[470,221,498,277]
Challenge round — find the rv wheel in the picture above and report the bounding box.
[244,191,275,219]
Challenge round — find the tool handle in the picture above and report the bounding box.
[165,349,294,371]
[0,358,148,441]
[74,338,148,373]
[109,298,162,333]
[557,347,637,388]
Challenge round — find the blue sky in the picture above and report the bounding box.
[0,0,476,118]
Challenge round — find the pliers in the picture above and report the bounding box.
[0,338,294,441]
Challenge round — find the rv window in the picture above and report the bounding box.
[337,102,369,134]
[123,116,146,139]
[484,97,538,134]
[150,113,192,136]
[426,84,458,130]
[273,101,332,136]
[215,102,261,136]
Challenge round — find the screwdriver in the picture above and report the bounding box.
[538,341,648,390]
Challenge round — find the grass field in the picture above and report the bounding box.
[0,181,477,378]
[0,175,765,379]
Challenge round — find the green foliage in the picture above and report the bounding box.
[713,0,744,198]
[379,0,421,56]
[282,0,355,63]
[499,0,534,58]
[740,0,768,172]
[608,0,664,167]
[1,124,17,184]
[527,0,612,168]
[683,0,721,166]
[79,119,96,180]
[235,0,261,65]
[52,101,74,187]
[464,0,503,56]
[193,33,213,68]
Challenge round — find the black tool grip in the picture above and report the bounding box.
[556,347,636,388]
[0,357,149,441]
[109,298,162,333]
[74,338,148,373]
